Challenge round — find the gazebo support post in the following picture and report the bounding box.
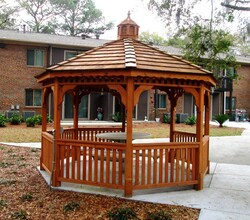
[125,77,134,197]
[170,104,176,142]
[40,88,48,170]
[195,85,205,190]
[167,89,178,142]
[204,91,210,136]
[73,92,79,139]
[204,91,211,174]
[51,79,61,187]
[121,104,126,132]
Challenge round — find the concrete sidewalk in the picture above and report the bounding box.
[1,121,250,219]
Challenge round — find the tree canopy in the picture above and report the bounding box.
[182,24,237,76]
[0,0,17,29]
[54,0,113,36]
[139,31,168,45]
[146,0,250,37]
[9,0,113,36]
[221,0,250,11]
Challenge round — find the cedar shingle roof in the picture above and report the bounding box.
[48,38,211,76]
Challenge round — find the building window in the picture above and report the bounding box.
[155,93,167,109]
[25,89,42,106]
[27,49,44,67]
[226,97,236,110]
[158,94,167,108]
[64,50,80,60]
[225,67,237,78]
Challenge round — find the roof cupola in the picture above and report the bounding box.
[117,11,140,40]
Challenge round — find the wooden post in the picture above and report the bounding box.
[195,84,205,190]
[170,104,176,142]
[52,79,61,187]
[125,77,134,197]
[73,92,79,139]
[167,90,176,142]
[204,91,211,174]
[204,91,210,136]
[40,87,48,170]
[121,104,126,132]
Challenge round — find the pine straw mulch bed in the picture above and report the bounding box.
[0,145,199,220]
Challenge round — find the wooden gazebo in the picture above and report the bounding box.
[36,13,216,197]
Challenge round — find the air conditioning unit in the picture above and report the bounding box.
[22,111,35,121]
[176,113,189,123]
[5,110,19,119]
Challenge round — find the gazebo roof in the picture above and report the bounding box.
[37,38,215,86]
[36,12,216,87]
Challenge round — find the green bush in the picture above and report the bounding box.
[163,114,171,124]
[112,112,122,122]
[9,113,22,125]
[47,114,53,123]
[107,207,138,220]
[33,114,42,125]
[214,114,229,127]
[25,117,36,127]
[0,114,7,127]
[185,116,196,125]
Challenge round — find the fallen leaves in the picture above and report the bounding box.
[0,145,199,219]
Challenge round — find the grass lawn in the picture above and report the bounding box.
[0,122,244,142]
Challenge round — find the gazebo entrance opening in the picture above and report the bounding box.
[36,13,216,197]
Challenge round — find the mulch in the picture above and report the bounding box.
[0,144,199,220]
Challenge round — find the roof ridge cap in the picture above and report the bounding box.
[124,38,136,67]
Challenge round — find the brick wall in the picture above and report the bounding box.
[0,43,47,115]
[148,89,184,122]
[232,64,250,118]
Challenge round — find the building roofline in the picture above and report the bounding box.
[0,28,249,64]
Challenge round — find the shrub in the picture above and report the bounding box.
[64,201,80,212]
[25,117,36,127]
[185,116,196,125]
[146,210,172,220]
[0,199,7,209]
[20,193,33,202]
[107,207,138,220]
[163,114,171,124]
[47,114,53,123]
[214,114,229,127]
[9,113,22,125]
[112,112,122,122]
[33,114,42,125]
[12,209,27,219]
[0,114,7,127]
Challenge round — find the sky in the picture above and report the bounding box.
[94,0,247,40]
[94,0,166,40]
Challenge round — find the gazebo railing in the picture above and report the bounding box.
[201,135,209,175]
[40,131,53,173]
[56,140,126,189]
[40,128,209,193]
[62,127,122,141]
[48,140,200,191]
[132,142,199,189]
[173,131,196,142]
